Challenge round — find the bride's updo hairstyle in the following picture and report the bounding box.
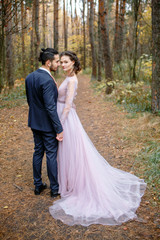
[60,51,81,74]
[39,48,59,65]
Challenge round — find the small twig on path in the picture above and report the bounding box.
[13,184,23,191]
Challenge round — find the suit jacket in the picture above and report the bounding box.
[25,69,63,133]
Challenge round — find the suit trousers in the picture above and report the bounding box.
[32,129,59,192]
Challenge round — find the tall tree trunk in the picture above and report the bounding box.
[75,0,78,35]
[70,0,74,36]
[132,0,141,82]
[89,0,97,80]
[0,0,6,92]
[114,0,126,63]
[21,0,26,77]
[87,0,90,68]
[63,0,67,50]
[98,1,102,81]
[14,0,18,33]
[114,0,119,63]
[54,0,58,50]
[6,1,14,88]
[46,3,49,47]
[42,0,46,48]
[118,0,126,62]
[35,0,40,69]
[30,2,35,72]
[99,0,113,93]
[151,0,160,112]
[83,0,86,70]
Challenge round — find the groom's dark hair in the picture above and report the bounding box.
[39,48,59,65]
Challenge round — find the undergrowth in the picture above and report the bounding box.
[0,80,26,108]
[91,79,151,113]
[136,141,160,201]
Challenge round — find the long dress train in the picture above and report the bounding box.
[49,76,146,226]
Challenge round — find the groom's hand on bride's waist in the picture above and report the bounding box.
[56,131,63,141]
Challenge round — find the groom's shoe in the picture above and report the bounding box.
[50,191,60,198]
[34,183,47,195]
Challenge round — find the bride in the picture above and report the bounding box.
[49,51,146,226]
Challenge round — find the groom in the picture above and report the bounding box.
[25,48,63,198]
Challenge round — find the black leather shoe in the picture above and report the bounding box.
[34,183,47,195]
[50,191,60,198]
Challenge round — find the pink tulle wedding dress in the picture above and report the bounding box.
[49,76,146,226]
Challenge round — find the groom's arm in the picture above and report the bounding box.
[42,79,63,134]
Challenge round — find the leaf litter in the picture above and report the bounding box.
[0,74,159,240]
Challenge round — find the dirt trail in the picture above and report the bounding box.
[0,74,159,240]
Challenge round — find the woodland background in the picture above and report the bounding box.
[0,0,159,112]
[0,1,160,238]
[0,0,160,202]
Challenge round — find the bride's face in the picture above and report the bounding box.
[60,55,75,73]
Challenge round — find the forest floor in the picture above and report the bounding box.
[0,74,160,240]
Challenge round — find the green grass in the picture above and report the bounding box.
[135,141,160,201]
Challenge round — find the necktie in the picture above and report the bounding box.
[51,75,58,90]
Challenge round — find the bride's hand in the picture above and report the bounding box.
[56,131,63,141]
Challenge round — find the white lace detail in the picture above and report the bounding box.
[60,78,77,124]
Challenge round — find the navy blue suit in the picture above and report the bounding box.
[25,69,63,192]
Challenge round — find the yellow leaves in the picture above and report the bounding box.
[10,115,17,122]
[3,206,8,209]
[139,6,151,45]
[106,81,114,87]
[28,27,33,32]
[16,175,22,178]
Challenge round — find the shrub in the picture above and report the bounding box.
[91,79,151,112]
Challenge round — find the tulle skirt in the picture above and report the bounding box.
[49,103,146,226]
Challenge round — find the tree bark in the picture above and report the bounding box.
[98,1,102,81]
[114,0,126,63]
[70,0,74,36]
[34,0,40,69]
[83,0,86,70]
[114,0,119,63]
[75,0,79,35]
[132,0,141,82]
[30,2,35,72]
[14,0,18,33]
[54,0,59,50]
[6,1,14,88]
[99,0,113,93]
[151,0,160,112]
[63,0,67,50]
[21,0,26,77]
[0,0,6,92]
[89,0,97,80]
[42,0,46,48]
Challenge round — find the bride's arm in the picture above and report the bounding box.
[60,78,77,124]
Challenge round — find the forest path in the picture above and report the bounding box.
[0,74,159,240]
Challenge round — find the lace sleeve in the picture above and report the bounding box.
[60,78,77,124]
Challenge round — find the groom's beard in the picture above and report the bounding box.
[50,66,57,72]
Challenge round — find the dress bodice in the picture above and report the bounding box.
[58,76,78,124]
